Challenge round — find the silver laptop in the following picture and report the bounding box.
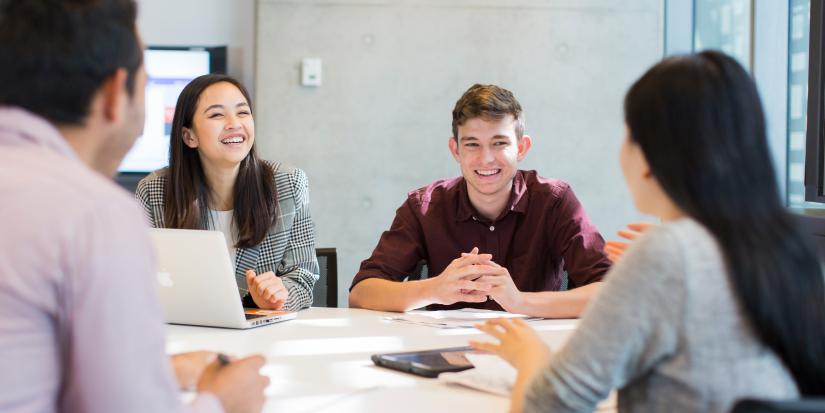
[149,228,297,329]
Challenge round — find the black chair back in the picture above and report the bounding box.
[407,260,428,281]
[732,399,825,413]
[313,248,338,307]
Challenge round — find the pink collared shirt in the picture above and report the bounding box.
[0,107,222,413]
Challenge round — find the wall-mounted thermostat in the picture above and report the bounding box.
[301,58,322,87]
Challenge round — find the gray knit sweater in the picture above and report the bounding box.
[525,218,799,412]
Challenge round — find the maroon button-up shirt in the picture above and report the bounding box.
[351,170,612,311]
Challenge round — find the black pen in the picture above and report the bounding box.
[217,353,230,366]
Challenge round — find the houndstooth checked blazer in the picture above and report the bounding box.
[135,161,319,311]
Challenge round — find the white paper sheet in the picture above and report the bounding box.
[439,353,515,396]
[384,308,541,329]
[439,353,617,411]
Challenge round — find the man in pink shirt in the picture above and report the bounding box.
[0,1,267,412]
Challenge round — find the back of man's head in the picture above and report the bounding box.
[0,0,142,126]
[451,84,525,140]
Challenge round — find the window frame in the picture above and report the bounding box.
[805,0,825,202]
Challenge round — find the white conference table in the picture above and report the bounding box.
[165,307,591,413]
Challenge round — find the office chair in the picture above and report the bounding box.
[408,260,428,281]
[312,248,338,307]
[731,399,825,413]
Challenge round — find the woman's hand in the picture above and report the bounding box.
[470,318,552,413]
[246,270,288,310]
[471,317,551,378]
[604,221,656,263]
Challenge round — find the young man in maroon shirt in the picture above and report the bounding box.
[349,84,612,318]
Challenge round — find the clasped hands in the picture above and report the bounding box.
[429,247,522,311]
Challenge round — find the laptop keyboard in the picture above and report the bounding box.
[245,313,267,320]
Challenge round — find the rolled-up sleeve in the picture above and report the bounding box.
[350,198,426,289]
[550,184,612,288]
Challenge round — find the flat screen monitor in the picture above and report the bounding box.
[117,46,226,176]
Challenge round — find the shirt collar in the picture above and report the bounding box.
[0,106,79,161]
[510,171,529,213]
[455,170,529,222]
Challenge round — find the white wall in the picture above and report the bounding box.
[136,0,666,306]
[136,0,256,92]
[255,0,664,306]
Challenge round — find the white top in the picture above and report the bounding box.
[208,209,237,265]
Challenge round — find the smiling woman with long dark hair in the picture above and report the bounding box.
[137,74,319,311]
[472,51,825,412]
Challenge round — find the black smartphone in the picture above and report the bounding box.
[371,346,480,378]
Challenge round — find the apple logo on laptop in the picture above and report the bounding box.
[157,271,174,287]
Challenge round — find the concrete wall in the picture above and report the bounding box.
[136,0,256,92]
[255,0,664,306]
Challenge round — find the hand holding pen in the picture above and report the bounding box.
[196,352,270,413]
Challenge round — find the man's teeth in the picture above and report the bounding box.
[221,137,244,144]
[477,169,500,176]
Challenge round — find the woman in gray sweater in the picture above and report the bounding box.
[471,51,825,412]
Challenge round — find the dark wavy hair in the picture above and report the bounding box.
[0,0,142,125]
[624,50,825,395]
[164,74,277,248]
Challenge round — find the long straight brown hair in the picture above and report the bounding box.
[164,74,277,248]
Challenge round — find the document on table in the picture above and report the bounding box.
[384,308,541,329]
[439,353,617,411]
[439,353,515,396]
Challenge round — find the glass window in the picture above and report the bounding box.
[691,0,816,207]
[693,0,752,70]
[788,0,812,207]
